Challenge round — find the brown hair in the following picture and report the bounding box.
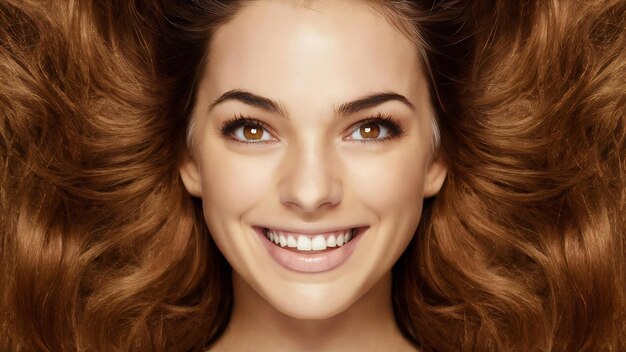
[1,0,624,351]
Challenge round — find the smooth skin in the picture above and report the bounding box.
[179,0,447,350]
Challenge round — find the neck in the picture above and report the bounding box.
[210,271,416,352]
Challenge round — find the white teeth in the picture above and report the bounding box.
[327,234,337,247]
[265,229,356,251]
[297,236,312,250]
[273,231,280,245]
[337,233,345,246]
[287,235,297,247]
[311,235,327,250]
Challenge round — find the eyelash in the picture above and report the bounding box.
[351,113,404,143]
[219,113,404,144]
[220,114,275,144]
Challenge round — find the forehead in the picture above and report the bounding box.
[204,0,423,109]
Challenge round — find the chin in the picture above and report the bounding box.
[268,294,355,320]
[254,277,370,320]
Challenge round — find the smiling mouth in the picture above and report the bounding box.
[262,228,358,253]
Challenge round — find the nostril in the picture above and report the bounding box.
[277,162,343,213]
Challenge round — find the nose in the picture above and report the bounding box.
[278,141,342,214]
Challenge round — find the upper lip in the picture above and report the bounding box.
[257,225,366,235]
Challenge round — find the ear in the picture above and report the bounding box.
[423,150,448,198]
[178,150,203,198]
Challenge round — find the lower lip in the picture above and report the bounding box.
[253,227,366,273]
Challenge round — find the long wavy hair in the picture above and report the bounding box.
[1,0,624,351]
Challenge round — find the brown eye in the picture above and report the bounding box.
[359,123,380,139]
[243,125,264,140]
[229,122,274,142]
[221,116,276,143]
[346,117,398,142]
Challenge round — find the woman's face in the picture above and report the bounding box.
[180,0,447,319]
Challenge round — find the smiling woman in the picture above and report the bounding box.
[177,3,447,343]
[1,0,624,351]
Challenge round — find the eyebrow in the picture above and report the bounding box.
[209,89,290,119]
[335,92,415,117]
[208,89,415,119]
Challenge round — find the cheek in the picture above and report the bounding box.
[340,143,429,277]
[197,146,282,224]
[342,145,428,215]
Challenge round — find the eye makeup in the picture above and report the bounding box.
[220,114,276,144]
[219,112,406,144]
[346,113,405,143]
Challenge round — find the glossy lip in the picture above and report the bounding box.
[253,226,368,273]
